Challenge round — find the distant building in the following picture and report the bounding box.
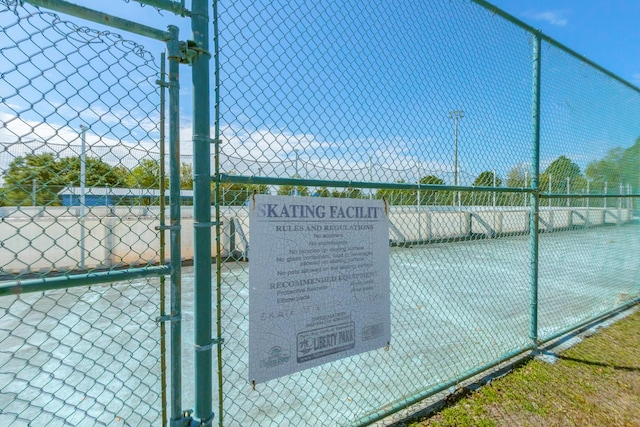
[57,187,194,206]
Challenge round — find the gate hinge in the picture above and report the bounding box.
[184,410,215,427]
[193,221,220,228]
[172,409,193,427]
[175,40,211,65]
[156,314,181,323]
[194,337,224,352]
[155,224,181,231]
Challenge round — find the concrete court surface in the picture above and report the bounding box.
[0,222,638,426]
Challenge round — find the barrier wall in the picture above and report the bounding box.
[0,206,632,274]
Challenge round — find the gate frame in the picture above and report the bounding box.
[2,1,212,426]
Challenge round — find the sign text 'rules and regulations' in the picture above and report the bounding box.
[249,195,390,383]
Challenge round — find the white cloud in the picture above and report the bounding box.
[0,109,159,172]
[2,107,455,187]
[174,123,453,185]
[523,10,568,27]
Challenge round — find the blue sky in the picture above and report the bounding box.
[64,0,640,88]
[2,1,640,186]
[488,0,640,87]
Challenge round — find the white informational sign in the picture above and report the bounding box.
[249,195,390,383]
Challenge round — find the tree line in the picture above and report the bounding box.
[2,137,639,207]
[0,154,170,206]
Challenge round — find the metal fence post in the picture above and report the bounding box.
[79,124,88,269]
[213,1,224,423]
[166,25,184,427]
[158,52,168,427]
[529,31,542,348]
[191,0,214,425]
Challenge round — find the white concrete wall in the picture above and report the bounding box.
[0,206,634,274]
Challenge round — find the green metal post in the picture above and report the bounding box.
[158,52,168,427]
[0,267,171,297]
[212,1,224,424]
[529,32,542,348]
[191,1,213,425]
[166,26,183,427]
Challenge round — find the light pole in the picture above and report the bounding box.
[79,124,88,270]
[449,110,464,207]
[548,174,552,209]
[492,168,497,207]
[524,171,529,207]
[294,149,299,196]
[619,183,623,210]
[368,155,373,200]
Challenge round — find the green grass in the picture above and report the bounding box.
[406,308,640,427]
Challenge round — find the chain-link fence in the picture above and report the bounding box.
[0,2,164,276]
[0,2,169,425]
[1,0,640,426]
[215,0,640,426]
[1,280,162,425]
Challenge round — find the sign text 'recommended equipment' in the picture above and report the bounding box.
[249,195,390,383]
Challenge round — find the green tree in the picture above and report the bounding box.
[247,183,270,196]
[2,153,128,206]
[2,153,60,206]
[2,153,126,205]
[315,187,331,197]
[619,137,640,193]
[473,171,502,187]
[540,155,586,206]
[420,175,445,186]
[55,156,126,188]
[417,175,448,205]
[585,154,621,194]
[344,187,363,198]
[126,159,167,189]
[216,171,267,206]
[470,171,502,206]
[506,164,530,188]
[218,181,248,205]
[330,187,363,198]
[376,180,412,205]
[277,175,309,197]
[583,139,640,208]
[541,156,582,192]
[180,162,193,190]
[277,184,309,197]
[583,139,640,196]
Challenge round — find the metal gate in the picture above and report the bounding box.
[0,1,211,425]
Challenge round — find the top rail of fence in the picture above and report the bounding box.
[24,0,172,40]
[471,0,640,94]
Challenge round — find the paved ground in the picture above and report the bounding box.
[1,223,638,426]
